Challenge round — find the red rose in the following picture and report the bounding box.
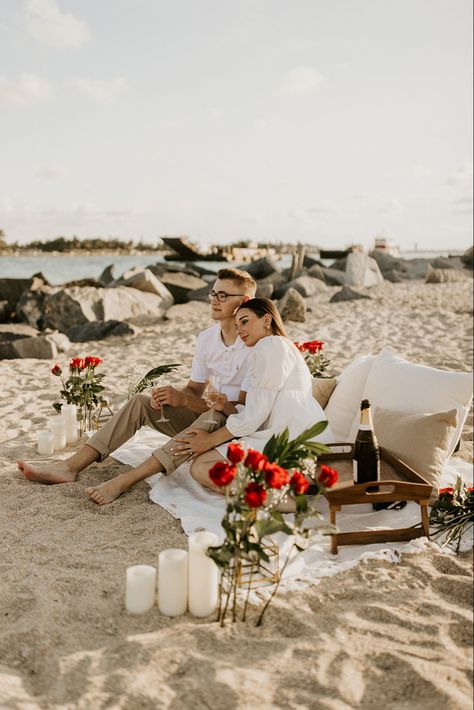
[318,464,338,489]
[51,364,62,376]
[208,461,237,487]
[70,357,86,370]
[226,443,245,464]
[290,470,310,494]
[438,487,454,497]
[294,342,304,352]
[264,462,290,489]
[85,356,102,368]
[244,449,268,471]
[244,482,267,508]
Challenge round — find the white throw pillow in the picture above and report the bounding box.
[324,354,375,440]
[348,347,473,454]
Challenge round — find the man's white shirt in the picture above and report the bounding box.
[190,323,252,400]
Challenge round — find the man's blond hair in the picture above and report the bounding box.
[216,267,257,296]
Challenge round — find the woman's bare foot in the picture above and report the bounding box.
[16,460,77,484]
[85,475,128,505]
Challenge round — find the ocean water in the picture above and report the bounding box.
[0,249,463,285]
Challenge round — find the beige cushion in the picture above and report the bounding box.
[312,377,337,409]
[373,406,458,488]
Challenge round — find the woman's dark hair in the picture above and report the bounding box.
[236,298,287,337]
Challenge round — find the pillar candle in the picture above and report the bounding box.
[188,531,219,618]
[37,430,54,455]
[49,417,67,451]
[62,404,79,444]
[158,549,188,617]
[125,565,156,614]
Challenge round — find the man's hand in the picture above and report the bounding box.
[211,392,229,412]
[151,386,186,410]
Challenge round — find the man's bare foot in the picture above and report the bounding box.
[85,475,128,505]
[16,460,77,484]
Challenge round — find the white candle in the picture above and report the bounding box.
[188,531,219,618]
[49,417,67,451]
[37,430,54,455]
[125,565,156,614]
[158,549,188,617]
[62,404,78,444]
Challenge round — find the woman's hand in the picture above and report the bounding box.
[173,428,214,458]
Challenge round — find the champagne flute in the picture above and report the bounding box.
[155,376,170,423]
[203,375,222,425]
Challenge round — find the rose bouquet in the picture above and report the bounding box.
[206,421,338,626]
[294,340,331,378]
[429,477,474,553]
[52,356,105,435]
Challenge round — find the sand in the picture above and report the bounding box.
[1,279,473,709]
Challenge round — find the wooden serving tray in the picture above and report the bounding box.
[316,443,433,554]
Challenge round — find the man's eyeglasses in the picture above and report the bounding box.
[208,290,242,303]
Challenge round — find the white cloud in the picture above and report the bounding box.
[277,66,325,96]
[71,77,128,104]
[36,164,67,180]
[0,73,52,106]
[446,162,473,186]
[452,195,473,214]
[412,164,432,179]
[376,197,403,214]
[25,0,91,49]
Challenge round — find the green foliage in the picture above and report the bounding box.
[131,364,181,394]
[263,422,330,468]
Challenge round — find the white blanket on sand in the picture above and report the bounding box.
[112,427,473,594]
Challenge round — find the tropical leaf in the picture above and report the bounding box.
[133,363,181,394]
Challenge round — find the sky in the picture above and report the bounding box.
[0,0,472,251]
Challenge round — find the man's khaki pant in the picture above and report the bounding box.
[87,394,227,475]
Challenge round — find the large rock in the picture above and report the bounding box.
[16,276,53,329]
[321,267,348,286]
[368,251,402,273]
[255,282,274,298]
[0,335,58,359]
[0,278,33,320]
[44,331,71,352]
[461,246,473,269]
[330,286,371,303]
[159,272,208,304]
[147,262,206,279]
[0,323,40,341]
[345,252,384,288]
[187,285,211,303]
[43,286,170,334]
[68,320,141,342]
[431,256,464,270]
[425,267,469,284]
[274,275,326,300]
[237,257,281,279]
[307,264,326,282]
[111,267,174,302]
[278,287,306,322]
[99,264,116,286]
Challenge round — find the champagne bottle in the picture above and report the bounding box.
[353,399,380,489]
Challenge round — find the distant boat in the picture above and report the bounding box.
[372,237,399,257]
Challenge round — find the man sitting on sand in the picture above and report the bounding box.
[17,268,257,504]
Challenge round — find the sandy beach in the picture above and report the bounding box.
[1,279,473,709]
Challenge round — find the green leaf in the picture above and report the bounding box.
[133,363,181,394]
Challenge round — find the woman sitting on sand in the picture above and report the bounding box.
[18,299,333,503]
[175,298,334,491]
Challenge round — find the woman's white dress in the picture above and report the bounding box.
[217,335,334,456]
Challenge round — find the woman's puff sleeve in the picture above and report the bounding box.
[225,337,294,437]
